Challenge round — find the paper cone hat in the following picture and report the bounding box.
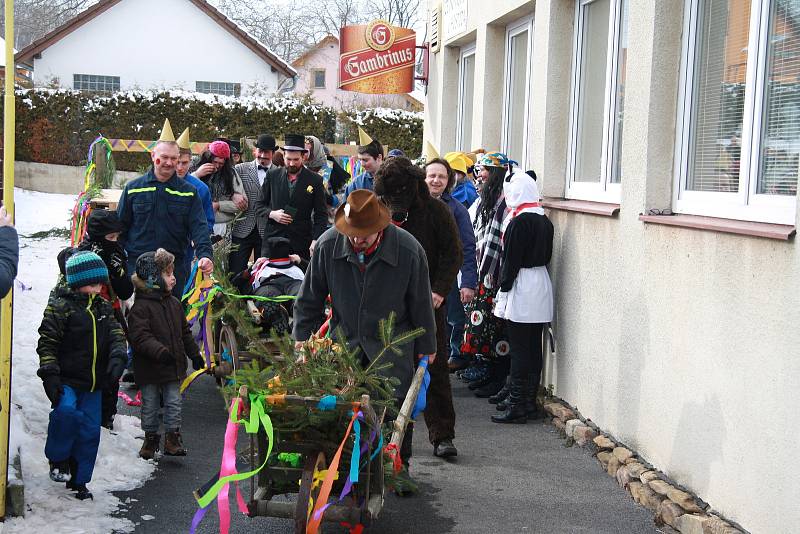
[159,119,176,142]
[358,126,373,146]
[425,141,440,161]
[176,127,191,150]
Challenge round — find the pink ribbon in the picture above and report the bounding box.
[217,399,248,534]
[117,390,141,406]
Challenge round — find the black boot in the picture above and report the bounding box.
[72,483,93,500]
[491,379,527,424]
[526,372,543,418]
[474,378,505,398]
[488,377,510,404]
[48,460,71,482]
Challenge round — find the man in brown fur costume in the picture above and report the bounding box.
[374,157,463,458]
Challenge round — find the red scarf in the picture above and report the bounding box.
[511,202,541,218]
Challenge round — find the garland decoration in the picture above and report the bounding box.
[70,136,114,246]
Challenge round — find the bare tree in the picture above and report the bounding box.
[1,0,97,49]
[369,0,420,29]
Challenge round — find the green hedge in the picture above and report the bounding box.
[1,89,423,172]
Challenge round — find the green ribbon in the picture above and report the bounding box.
[185,284,297,312]
[195,394,275,509]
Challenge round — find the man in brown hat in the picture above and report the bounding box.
[293,190,437,481]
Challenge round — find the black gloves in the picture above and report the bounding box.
[106,358,126,388]
[107,251,127,278]
[190,354,205,371]
[41,374,63,408]
[159,351,174,366]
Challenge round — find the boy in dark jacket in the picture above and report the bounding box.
[77,209,134,430]
[36,251,128,500]
[128,249,203,459]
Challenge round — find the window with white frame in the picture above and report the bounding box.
[502,17,533,167]
[312,69,326,89]
[196,81,241,97]
[566,0,629,202]
[675,0,799,224]
[457,45,476,152]
[73,74,120,94]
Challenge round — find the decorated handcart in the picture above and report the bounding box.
[189,315,430,534]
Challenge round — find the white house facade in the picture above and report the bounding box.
[16,0,295,96]
[424,0,800,532]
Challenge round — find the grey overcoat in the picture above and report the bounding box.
[293,224,437,397]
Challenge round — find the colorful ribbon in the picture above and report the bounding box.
[411,356,430,419]
[117,390,141,406]
[306,404,360,534]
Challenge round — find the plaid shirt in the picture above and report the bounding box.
[475,196,507,288]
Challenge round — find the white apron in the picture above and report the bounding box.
[493,265,553,323]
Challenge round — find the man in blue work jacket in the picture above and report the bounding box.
[117,140,214,298]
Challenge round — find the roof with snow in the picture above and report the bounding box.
[15,0,296,77]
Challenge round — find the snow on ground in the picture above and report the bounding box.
[4,189,155,533]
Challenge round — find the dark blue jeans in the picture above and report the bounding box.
[446,282,467,360]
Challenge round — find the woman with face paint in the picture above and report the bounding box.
[457,153,515,399]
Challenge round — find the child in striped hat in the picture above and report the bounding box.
[36,251,128,500]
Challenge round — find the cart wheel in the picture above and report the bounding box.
[295,451,327,534]
[216,324,240,385]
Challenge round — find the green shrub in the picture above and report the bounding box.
[1,89,422,172]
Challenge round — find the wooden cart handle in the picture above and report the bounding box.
[389,363,427,449]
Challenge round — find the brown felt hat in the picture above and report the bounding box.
[334,190,391,238]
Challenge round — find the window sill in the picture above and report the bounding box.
[638,214,796,241]
[542,198,620,217]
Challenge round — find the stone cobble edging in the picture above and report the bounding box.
[542,398,749,534]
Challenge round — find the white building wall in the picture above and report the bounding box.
[31,0,281,95]
[424,0,800,531]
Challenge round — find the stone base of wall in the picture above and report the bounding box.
[542,398,749,534]
[11,161,139,195]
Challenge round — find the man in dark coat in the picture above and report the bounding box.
[374,156,463,459]
[116,132,214,298]
[257,134,327,260]
[0,204,18,298]
[293,190,437,471]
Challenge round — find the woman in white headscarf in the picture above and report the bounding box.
[491,168,554,424]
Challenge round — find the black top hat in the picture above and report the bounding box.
[266,237,293,265]
[282,134,307,152]
[255,134,278,151]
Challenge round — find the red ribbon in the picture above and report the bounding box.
[384,443,402,475]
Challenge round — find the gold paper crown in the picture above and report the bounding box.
[358,126,373,146]
[159,118,175,142]
[176,127,190,150]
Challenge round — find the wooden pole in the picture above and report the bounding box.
[389,363,426,449]
[0,0,17,518]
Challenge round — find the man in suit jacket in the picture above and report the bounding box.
[231,134,278,274]
[257,134,327,260]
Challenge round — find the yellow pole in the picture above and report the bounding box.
[0,0,16,517]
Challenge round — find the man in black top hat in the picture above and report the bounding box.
[237,134,278,188]
[256,133,327,260]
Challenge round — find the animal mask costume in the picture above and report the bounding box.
[373,156,430,225]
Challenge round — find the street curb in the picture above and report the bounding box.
[541,397,749,534]
[6,444,25,517]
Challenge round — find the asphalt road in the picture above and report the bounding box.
[117,375,662,534]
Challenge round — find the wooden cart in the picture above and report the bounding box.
[235,365,426,533]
